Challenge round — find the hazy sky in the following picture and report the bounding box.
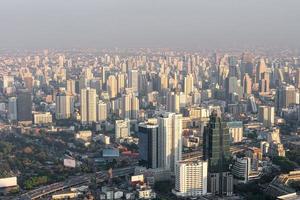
[0,0,299,50]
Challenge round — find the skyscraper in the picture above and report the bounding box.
[138,122,159,169]
[128,69,138,93]
[258,105,274,128]
[56,91,73,120]
[184,74,194,95]
[167,91,180,113]
[157,112,182,172]
[66,79,76,95]
[296,68,300,89]
[16,90,32,123]
[276,84,297,113]
[80,88,97,123]
[8,97,17,121]
[97,101,107,122]
[242,73,252,97]
[107,75,118,99]
[203,111,232,196]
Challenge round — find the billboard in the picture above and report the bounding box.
[64,159,76,168]
[0,177,17,188]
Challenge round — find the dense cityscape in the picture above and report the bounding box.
[0,48,299,200]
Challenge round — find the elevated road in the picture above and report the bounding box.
[16,166,135,200]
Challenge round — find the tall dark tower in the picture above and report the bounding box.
[203,111,233,196]
[17,89,32,123]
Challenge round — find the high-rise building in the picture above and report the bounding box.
[296,68,300,89]
[56,91,73,119]
[16,90,32,123]
[259,72,270,94]
[159,73,168,92]
[173,160,208,197]
[97,101,107,122]
[256,58,267,82]
[121,93,139,119]
[203,111,233,196]
[157,112,182,172]
[117,73,126,94]
[80,88,97,123]
[232,157,251,183]
[167,91,180,113]
[276,84,297,113]
[128,69,138,93]
[107,75,118,99]
[184,74,194,95]
[258,106,274,128]
[242,73,252,97]
[115,119,130,140]
[138,122,159,169]
[8,97,17,121]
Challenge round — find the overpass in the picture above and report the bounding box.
[16,166,135,200]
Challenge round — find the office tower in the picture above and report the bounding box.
[157,112,182,172]
[184,74,194,95]
[232,157,251,183]
[225,76,243,101]
[276,84,297,112]
[138,122,159,168]
[138,71,148,96]
[167,91,180,113]
[101,66,110,85]
[117,73,126,94]
[128,69,138,93]
[173,160,208,197]
[256,58,267,82]
[67,79,76,95]
[258,106,274,128]
[259,72,270,93]
[16,90,32,123]
[115,119,130,140]
[97,101,107,122]
[107,75,118,99]
[56,92,73,119]
[121,93,139,119]
[242,73,252,97]
[296,68,300,89]
[227,121,243,143]
[8,97,17,121]
[159,73,168,92]
[80,88,97,123]
[203,111,232,196]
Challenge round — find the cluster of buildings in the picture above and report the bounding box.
[0,49,300,199]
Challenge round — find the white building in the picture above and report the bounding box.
[157,112,182,172]
[173,160,208,197]
[33,112,52,124]
[232,157,251,183]
[115,119,130,140]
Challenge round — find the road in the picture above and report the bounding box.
[16,166,135,200]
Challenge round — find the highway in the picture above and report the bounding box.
[16,166,135,200]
